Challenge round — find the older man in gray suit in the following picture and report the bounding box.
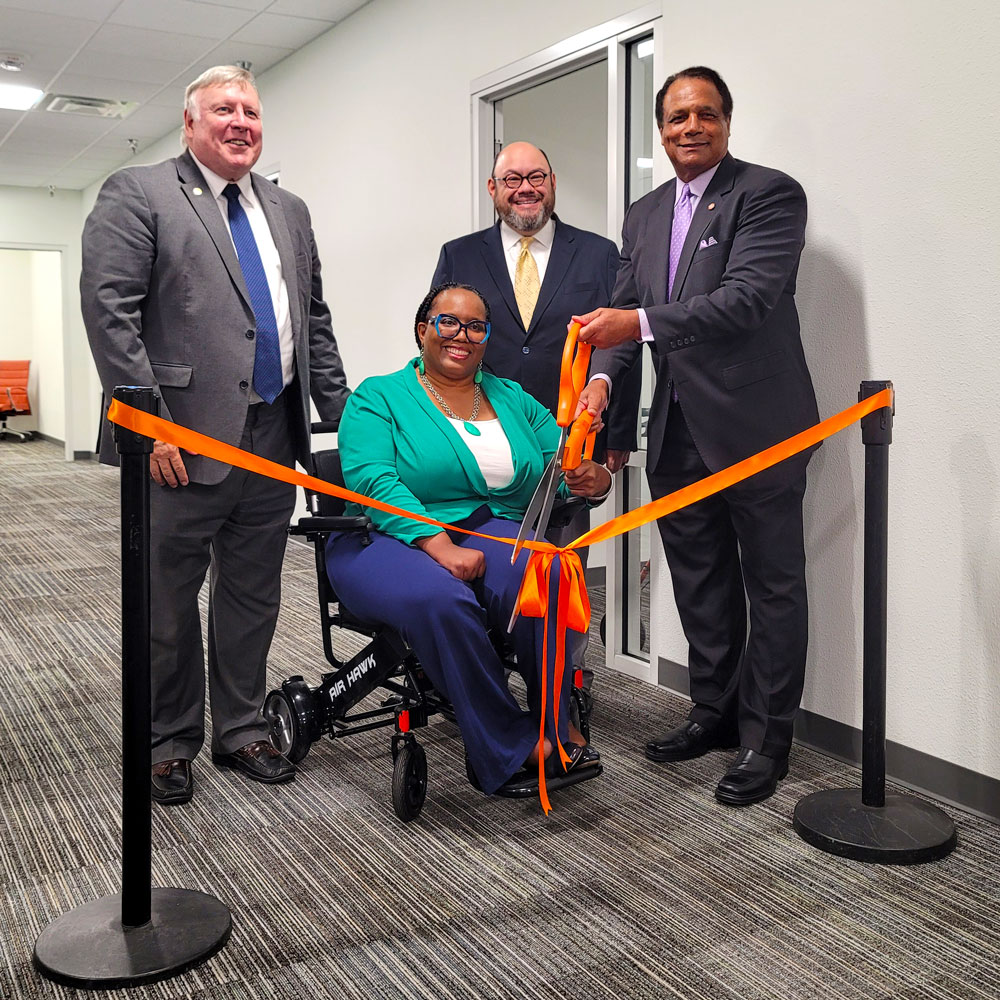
[82,65,349,805]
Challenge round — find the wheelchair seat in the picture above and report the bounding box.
[265,428,596,822]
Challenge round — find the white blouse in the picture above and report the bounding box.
[446,417,515,490]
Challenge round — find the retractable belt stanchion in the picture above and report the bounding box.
[793,381,957,864]
[33,386,231,988]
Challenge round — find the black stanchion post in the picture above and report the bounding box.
[119,385,152,927]
[33,387,231,988]
[793,381,958,863]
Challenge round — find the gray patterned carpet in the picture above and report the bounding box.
[1,438,999,1000]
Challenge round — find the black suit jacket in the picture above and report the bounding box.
[594,154,818,478]
[432,217,640,454]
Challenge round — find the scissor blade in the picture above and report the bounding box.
[510,434,564,564]
[510,458,556,564]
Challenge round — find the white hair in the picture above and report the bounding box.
[181,65,259,145]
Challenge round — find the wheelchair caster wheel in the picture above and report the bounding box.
[391,741,427,822]
[264,681,314,765]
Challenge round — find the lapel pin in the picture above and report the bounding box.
[193,187,203,196]
[707,202,715,210]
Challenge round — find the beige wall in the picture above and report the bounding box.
[57,0,1000,784]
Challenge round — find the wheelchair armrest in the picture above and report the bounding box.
[310,420,340,434]
[290,514,371,535]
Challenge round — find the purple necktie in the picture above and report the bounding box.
[667,182,693,299]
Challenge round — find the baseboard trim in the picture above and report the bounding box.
[656,656,999,825]
[72,450,95,460]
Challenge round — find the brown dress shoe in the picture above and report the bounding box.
[212,740,295,784]
[151,759,193,804]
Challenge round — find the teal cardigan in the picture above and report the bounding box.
[338,360,564,545]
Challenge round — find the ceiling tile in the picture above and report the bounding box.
[196,39,294,77]
[108,0,257,39]
[7,109,115,139]
[0,128,94,156]
[232,12,334,48]
[44,72,164,105]
[0,0,119,20]
[104,104,183,140]
[84,23,220,64]
[49,167,107,188]
[0,7,103,51]
[267,0,366,19]
[64,48,194,86]
[186,0,271,9]
[0,170,50,186]
[0,107,24,131]
[146,85,189,111]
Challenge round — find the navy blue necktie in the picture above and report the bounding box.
[223,183,283,404]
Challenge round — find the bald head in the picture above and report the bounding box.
[488,141,556,236]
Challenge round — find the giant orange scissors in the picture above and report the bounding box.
[507,322,598,630]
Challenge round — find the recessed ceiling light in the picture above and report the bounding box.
[0,82,43,110]
[0,53,26,73]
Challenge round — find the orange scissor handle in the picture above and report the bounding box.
[562,410,597,471]
[555,322,592,428]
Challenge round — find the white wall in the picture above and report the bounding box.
[0,186,89,454]
[0,249,63,438]
[69,0,999,783]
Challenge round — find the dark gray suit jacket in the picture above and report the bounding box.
[432,217,640,456]
[82,151,349,483]
[594,154,818,478]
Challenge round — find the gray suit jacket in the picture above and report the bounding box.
[594,154,818,480]
[82,150,349,484]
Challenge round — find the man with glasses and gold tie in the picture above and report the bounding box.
[82,65,349,806]
[432,141,641,710]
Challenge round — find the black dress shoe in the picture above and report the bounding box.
[715,748,789,806]
[151,759,193,805]
[645,720,736,762]
[212,740,295,784]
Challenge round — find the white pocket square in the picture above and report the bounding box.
[698,236,719,250]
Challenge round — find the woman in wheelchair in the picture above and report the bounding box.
[325,283,612,797]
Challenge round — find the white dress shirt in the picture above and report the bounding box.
[189,152,294,401]
[500,217,555,287]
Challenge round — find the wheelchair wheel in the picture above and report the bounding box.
[264,686,311,764]
[391,740,427,822]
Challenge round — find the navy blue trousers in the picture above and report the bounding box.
[325,511,572,795]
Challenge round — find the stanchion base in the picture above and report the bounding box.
[33,888,231,989]
[793,788,957,864]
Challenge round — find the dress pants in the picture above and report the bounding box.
[647,401,810,758]
[149,395,296,763]
[325,511,574,796]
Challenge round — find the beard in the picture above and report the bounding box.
[498,196,553,234]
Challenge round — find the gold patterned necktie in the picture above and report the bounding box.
[514,236,540,329]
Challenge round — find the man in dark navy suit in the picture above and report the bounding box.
[575,68,819,805]
[432,141,640,700]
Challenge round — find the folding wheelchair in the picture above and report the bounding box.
[264,425,594,822]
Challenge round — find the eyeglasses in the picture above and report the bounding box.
[493,170,549,190]
[429,313,491,344]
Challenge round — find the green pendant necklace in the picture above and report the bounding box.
[419,371,482,435]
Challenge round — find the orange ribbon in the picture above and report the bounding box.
[107,386,893,814]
